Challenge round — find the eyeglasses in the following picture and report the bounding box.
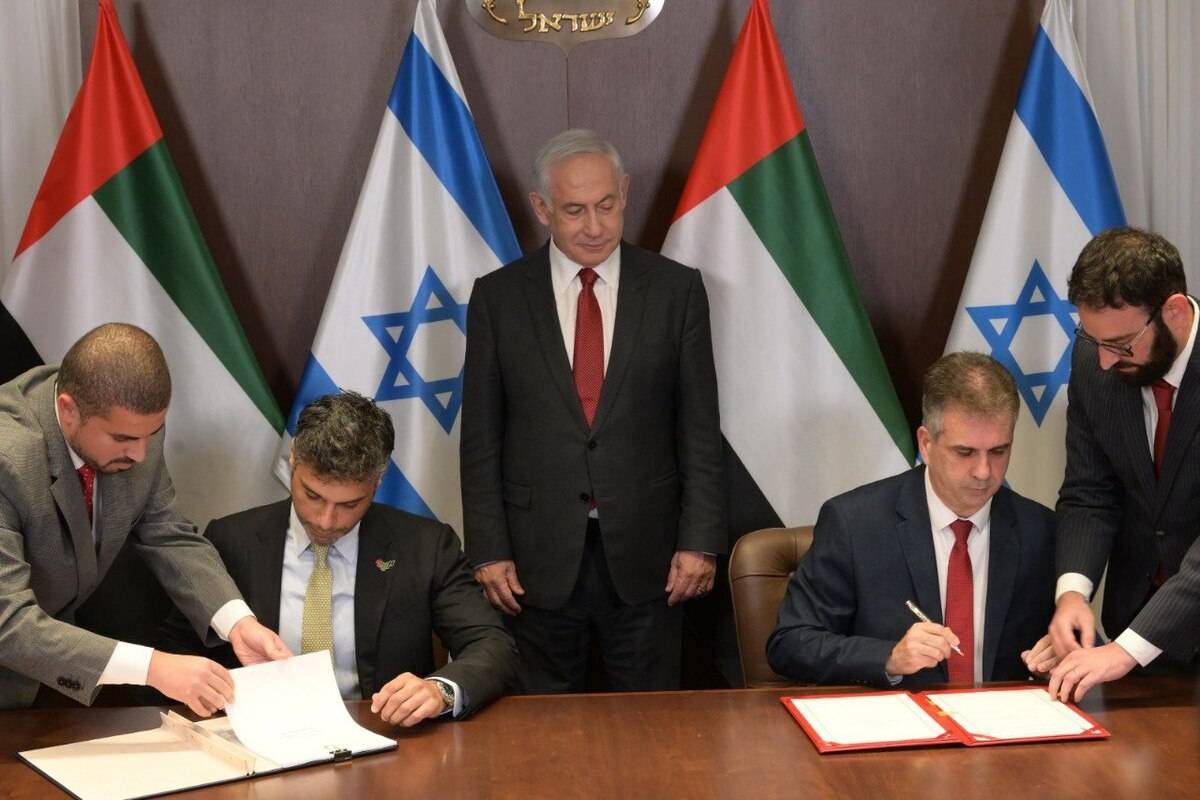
[1074,306,1161,358]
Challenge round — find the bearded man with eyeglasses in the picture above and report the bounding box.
[1048,226,1200,702]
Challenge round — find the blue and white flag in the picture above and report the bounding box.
[274,0,520,534]
[942,0,1125,507]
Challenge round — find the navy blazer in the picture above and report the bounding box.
[767,467,1056,687]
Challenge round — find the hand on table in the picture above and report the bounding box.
[1047,642,1136,702]
[371,672,450,727]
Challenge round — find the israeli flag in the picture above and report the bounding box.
[942,0,1125,507]
[274,0,520,534]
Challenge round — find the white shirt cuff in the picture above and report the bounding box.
[210,600,255,641]
[97,642,154,686]
[1115,629,1162,667]
[1055,573,1094,602]
[430,677,466,717]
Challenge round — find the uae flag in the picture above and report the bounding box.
[662,0,912,529]
[2,0,285,527]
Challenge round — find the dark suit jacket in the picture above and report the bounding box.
[460,241,726,608]
[766,468,1056,688]
[1057,337,1200,661]
[0,367,239,708]
[159,500,518,716]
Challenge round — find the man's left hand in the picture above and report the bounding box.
[1047,642,1137,702]
[371,673,450,727]
[229,617,293,666]
[665,550,716,606]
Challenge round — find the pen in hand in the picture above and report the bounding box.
[905,600,965,656]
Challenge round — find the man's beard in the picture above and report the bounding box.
[1115,317,1178,386]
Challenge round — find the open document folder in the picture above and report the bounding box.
[18,651,396,800]
[782,686,1109,754]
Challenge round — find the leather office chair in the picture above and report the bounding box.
[728,526,814,688]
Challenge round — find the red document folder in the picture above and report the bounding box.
[782,686,1110,754]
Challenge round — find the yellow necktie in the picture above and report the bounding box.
[301,543,333,658]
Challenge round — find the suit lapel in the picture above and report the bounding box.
[354,507,397,696]
[252,507,290,632]
[521,247,590,431]
[1154,341,1200,515]
[982,490,1019,681]
[32,380,98,604]
[590,242,648,437]
[1111,373,1156,506]
[94,470,136,579]
[895,471,942,612]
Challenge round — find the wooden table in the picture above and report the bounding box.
[3,674,1196,799]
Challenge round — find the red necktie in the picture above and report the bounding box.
[573,268,604,427]
[1151,379,1174,476]
[944,518,974,684]
[1151,379,1175,588]
[77,464,96,522]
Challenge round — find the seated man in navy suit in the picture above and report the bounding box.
[160,392,517,725]
[767,352,1060,687]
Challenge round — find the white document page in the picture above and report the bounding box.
[19,718,260,800]
[789,693,947,745]
[225,651,395,768]
[926,688,1095,740]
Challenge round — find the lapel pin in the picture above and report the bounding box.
[375,558,396,572]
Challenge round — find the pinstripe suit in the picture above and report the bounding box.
[1057,340,1200,662]
[0,366,241,708]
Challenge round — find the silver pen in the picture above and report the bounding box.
[905,599,965,656]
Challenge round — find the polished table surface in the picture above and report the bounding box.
[2,675,1197,800]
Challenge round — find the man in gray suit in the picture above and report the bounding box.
[1050,228,1200,701]
[461,129,725,692]
[0,323,289,714]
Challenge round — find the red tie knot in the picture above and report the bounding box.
[77,464,95,489]
[578,268,598,289]
[1152,379,1175,412]
[950,518,972,546]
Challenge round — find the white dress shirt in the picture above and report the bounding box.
[924,469,991,683]
[549,238,619,372]
[1055,296,1199,666]
[54,406,253,687]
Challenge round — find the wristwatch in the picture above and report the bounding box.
[431,679,455,715]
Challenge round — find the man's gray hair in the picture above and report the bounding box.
[533,128,625,199]
[921,352,1019,437]
[293,392,394,482]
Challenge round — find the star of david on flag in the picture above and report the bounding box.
[363,266,468,434]
[941,0,1124,508]
[966,261,1077,427]
[273,0,520,534]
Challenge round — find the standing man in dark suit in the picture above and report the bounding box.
[0,323,289,714]
[1049,228,1200,701]
[768,353,1059,687]
[161,392,518,726]
[461,129,725,692]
